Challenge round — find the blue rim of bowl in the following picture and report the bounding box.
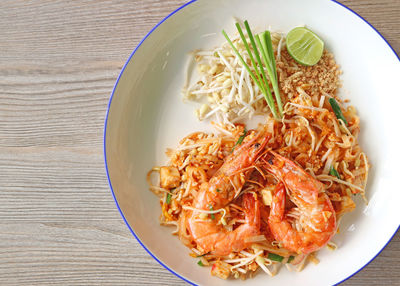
[103,0,399,285]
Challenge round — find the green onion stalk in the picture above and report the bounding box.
[222,21,283,119]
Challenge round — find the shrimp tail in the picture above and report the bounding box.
[242,193,261,229]
[269,182,285,222]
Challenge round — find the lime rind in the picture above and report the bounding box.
[286,27,324,66]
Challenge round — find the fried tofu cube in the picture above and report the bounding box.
[261,185,274,206]
[160,166,180,189]
[211,261,231,279]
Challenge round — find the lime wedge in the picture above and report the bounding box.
[286,27,324,66]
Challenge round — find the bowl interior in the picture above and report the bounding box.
[105,0,400,285]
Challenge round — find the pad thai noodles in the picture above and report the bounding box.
[147,22,369,280]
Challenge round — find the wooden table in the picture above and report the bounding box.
[0,0,398,285]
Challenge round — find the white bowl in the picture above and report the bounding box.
[104,0,400,285]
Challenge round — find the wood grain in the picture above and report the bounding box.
[0,0,398,285]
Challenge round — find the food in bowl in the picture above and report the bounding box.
[147,21,369,280]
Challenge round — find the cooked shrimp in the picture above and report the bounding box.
[187,131,270,256]
[263,152,337,254]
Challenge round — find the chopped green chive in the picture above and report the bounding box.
[329,97,348,126]
[236,129,247,145]
[267,253,284,262]
[197,260,204,266]
[166,193,172,204]
[216,189,221,193]
[208,204,215,220]
[329,166,341,179]
[232,128,247,152]
[267,253,295,263]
